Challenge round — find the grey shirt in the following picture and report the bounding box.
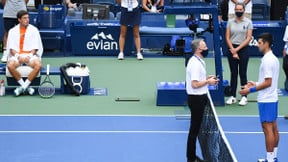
[227,17,253,45]
[3,0,27,18]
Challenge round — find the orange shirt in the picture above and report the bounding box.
[19,26,30,54]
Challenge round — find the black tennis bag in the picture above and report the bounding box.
[60,63,90,96]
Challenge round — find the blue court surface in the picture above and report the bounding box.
[0,115,287,162]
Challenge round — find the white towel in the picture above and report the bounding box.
[7,24,43,58]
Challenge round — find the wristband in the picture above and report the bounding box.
[249,87,257,93]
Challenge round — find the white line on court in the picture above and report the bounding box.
[225,131,288,134]
[0,130,189,134]
[0,130,287,134]
[0,114,176,117]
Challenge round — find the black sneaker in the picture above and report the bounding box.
[188,156,207,162]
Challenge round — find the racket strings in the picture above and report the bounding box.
[38,82,55,98]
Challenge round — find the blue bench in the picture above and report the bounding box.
[0,64,61,86]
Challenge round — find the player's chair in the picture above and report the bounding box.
[6,66,41,86]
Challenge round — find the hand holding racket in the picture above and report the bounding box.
[38,64,55,98]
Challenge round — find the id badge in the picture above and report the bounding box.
[128,0,133,12]
[128,7,133,12]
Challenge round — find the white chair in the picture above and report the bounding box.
[6,66,41,86]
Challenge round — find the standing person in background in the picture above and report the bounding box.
[116,0,143,60]
[282,25,288,120]
[228,0,252,20]
[142,0,164,13]
[240,33,279,162]
[270,0,288,20]
[1,0,28,63]
[186,39,219,162]
[225,3,253,106]
[282,25,288,88]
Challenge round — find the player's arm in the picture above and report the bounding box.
[240,78,272,95]
[244,0,250,5]
[116,0,121,4]
[192,77,218,88]
[25,0,29,4]
[10,49,19,57]
[142,0,151,12]
[254,78,272,91]
[225,26,234,50]
[29,49,37,56]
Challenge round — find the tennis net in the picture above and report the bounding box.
[176,92,237,162]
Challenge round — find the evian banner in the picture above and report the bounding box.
[71,24,133,56]
[87,32,118,50]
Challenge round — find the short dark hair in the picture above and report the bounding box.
[17,10,29,19]
[258,33,273,47]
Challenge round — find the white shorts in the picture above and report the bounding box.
[8,54,40,65]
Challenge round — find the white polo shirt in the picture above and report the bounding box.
[121,0,139,9]
[257,51,279,103]
[186,55,208,95]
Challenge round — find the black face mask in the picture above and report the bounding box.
[201,49,209,57]
[235,12,244,18]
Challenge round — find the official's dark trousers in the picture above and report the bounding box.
[283,55,288,80]
[227,45,249,97]
[186,94,208,161]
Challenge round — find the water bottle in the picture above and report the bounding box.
[0,79,5,96]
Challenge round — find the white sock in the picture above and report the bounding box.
[266,152,274,162]
[273,147,278,158]
[23,80,31,90]
[17,79,25,87]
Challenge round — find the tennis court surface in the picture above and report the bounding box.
[0,114,286,162]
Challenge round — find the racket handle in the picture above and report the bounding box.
[47,64,50,75]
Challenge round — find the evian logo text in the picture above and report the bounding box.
[86,32,118,50]
[249,36,258,47]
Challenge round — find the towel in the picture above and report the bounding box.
[7,24,43,58]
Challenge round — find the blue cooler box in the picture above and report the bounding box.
[61,76,90,95]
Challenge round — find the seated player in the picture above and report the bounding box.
[142,0,164,13]
[6,10,43,96]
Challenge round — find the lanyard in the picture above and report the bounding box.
[193,55,205,68]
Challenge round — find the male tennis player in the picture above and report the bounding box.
[186,39,218,162]
[6,10,43,96]
[240,33,279,162]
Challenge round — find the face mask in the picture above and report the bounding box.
[201,49,209,57]
[235,12,244,18]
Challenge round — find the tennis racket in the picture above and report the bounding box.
[38,64,55,98]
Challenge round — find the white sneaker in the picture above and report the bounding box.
[14,87,24,96]
[1,50,8,63]
[137,53,143,60]
[27,87,35,95]
[226,96,237,105]
[118,52,124,60]
[239,96,248,106]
